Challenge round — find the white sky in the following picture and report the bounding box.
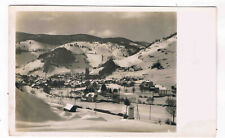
[16,12,176,42]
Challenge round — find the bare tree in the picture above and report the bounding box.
[132,87,135,93]
[123,98,130,118]
[136,98,140,120]
[147,97,154,120]
[166,98,176,124]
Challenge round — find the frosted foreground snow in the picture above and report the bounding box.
[16,108,175,132]
[16,89,175,132]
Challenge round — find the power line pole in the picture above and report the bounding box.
[136,96,140,120]
[136,103,140,120]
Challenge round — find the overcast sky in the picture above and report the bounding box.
[16,12,176,42]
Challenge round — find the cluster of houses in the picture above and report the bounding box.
[139,80,175,96]
[16,72,176,106]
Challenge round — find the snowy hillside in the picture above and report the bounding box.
[108,33,177,88]
[16,40,58,67]
[16,32,148,73]
[63,41,132,67]
[114,34,176,69]
[16,40,57,52]
[16,32,176,84]
[16,32,145,54]
[16,39,143,76]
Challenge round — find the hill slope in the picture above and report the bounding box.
[16,32,176,84]
[16,88,62,122]
[16,32,147,70]
[114,33,177,69]
[108,33,177,88]
[16,45,90,76]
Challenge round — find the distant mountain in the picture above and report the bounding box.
[16,31,177,85]
[16,32,101,45]
[16,32,146,55]
[16,32,148,68]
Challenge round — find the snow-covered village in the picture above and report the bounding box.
[15,12,177,132]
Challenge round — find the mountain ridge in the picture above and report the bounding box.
[16,32,177,87]
[16,32,146,48]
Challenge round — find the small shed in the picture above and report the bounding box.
[64,103,77,112]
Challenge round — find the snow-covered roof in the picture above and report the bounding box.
[155,84,162,88]
[161,87,167,90]
[64,103,74,110]
[86,92,95,97]
[155,84,167,90]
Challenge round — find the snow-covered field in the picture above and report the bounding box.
[17,86,176,132]
[16,87,176,132]
[16,108,175,132]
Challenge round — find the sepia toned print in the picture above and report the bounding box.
[15,11,177,132]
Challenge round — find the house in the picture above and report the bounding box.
[64,103,77,112]
[155,85,168,96]
[139,81,154,90]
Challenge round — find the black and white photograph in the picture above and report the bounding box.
[14,9,177,132]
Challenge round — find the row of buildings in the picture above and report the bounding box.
[139,81,175,96]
